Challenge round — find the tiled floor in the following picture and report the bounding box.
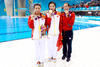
[0,27,100,67]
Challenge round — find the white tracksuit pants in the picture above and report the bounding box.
[47,35,59,58]
[34,38,45,62]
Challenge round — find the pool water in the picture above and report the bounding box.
[0,16,100,42]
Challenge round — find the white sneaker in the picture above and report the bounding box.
[52,59,57,63]
[40,62,44,67]
[36,64,41,67]
[48,58,53,62]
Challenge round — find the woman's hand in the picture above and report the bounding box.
[31,15,34,20]
[65,10,69,17]
[31,11,35,20]
[32,29,34,40]
[48,10,52,17]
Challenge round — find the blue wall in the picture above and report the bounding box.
[0,0,6,16]
[0,0,92,16]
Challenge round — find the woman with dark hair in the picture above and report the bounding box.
[45,1,61,62]
[28,3,51,66]
[59,3,75,62]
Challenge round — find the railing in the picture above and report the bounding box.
[69,6,100,11]
[56,6,100,12]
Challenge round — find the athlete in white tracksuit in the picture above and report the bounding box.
[28,4,51,65]
[46,11,61,60]
[46,2,61,61]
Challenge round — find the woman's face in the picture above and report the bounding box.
[49,3,55,11]
[34,5,41,14]
[63,3,69,11]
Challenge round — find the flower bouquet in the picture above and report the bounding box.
[41,25,46,36]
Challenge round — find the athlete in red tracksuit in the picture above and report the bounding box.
[59,3,75,62]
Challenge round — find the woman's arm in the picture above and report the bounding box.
[28,16,34,29]
[45,14,51,35]
[28,15,34,39]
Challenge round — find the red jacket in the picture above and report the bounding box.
[45,11,61,34]
[28,16,34,29]
[44,14,51,34]
[59,12,75,33]
[28,13,51,38]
